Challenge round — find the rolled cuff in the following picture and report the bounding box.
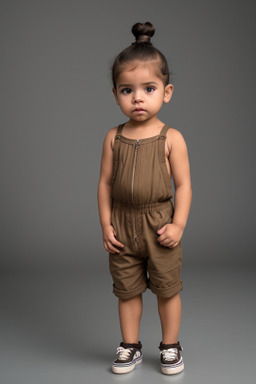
[112,282,148,300]
[149,280,183,298]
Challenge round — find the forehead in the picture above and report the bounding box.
[116,60,162,84]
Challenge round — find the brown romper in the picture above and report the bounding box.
[109,123,183,299]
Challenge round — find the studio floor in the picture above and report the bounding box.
[0,263,255,384]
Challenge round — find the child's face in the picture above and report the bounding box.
[113,61,173,124]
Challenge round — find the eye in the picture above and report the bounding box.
[121,88,132,94]
[145,86,155,93]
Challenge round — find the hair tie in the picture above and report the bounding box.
[136,34,151,43]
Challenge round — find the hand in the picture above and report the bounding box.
[156,223,184,248]
[102,225,125,254]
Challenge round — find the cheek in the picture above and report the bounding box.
[150,97,162,108]
[119,97,129,107]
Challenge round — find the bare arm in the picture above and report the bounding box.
[169,129,192,230]
[97,128,114,228]
[97,128,125,253]
[157,129,192,248]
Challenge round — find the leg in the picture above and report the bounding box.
[118,294,143,343]
[157,292,181,344]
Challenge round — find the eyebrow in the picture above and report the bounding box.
[118,82,158,89]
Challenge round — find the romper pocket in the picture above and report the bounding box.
[154,203,182,248]
[111,207,133,246]
[154,202,174,232]
[111,209,120,241]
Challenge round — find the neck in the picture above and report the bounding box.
[125,117,163,131]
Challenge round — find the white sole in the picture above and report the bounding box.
[161,362,184,375]
[112,357,142,374]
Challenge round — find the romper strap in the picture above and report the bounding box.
[115,123,125,139]
[158,124,173,199]
[111,124,124,187]
[159,124,170,138]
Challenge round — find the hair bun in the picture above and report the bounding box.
[131,22,155,44]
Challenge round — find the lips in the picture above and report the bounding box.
[134,108,145,112]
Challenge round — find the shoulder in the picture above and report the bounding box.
[103,126,119,151]
[166,127,187,154]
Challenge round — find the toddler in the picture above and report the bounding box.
[97,21,192,375]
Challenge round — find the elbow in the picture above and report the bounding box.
[98,178,112,189]
[175,182,192,192]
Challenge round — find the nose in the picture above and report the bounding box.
[132,91,144,103]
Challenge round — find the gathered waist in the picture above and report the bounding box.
[112,199,173,213]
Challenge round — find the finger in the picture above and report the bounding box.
[112,238,125,248]
[103,240,118,254]
[105,234,124,252]
[157,234,167,243]
[161,239,176,247]
[103,241,112,253]
[162,239,173,247]
[108,247,119,254]
[158,236,169,246]
[107,241,122,254]
[104,241,114,253]
[161,240,172,247]
[168,241,178,248]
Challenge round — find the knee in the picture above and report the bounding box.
[119,293,142,304]
[157,292,180,306]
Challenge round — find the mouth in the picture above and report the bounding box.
[133,108,146,112]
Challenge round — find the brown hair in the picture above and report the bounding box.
[112,22,170,89]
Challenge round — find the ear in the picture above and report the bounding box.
[163,84,174,104]
[112,87,120,105]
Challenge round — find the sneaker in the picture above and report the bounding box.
[112,341,143,374]
[159,341,184,375]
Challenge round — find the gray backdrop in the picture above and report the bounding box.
[1,0,255,268]
[1,1,256,384]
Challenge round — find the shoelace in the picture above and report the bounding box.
[116,347,133,361]
[161,348,178,361]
